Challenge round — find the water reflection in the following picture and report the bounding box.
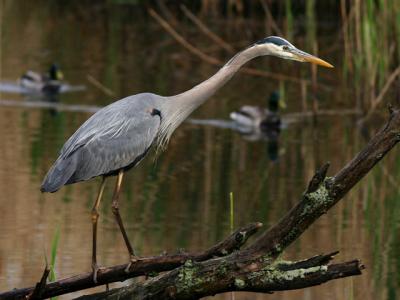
[0,81,86,97]
[189,117,281,162]
[0,99,101,113]
[0,2,399,300]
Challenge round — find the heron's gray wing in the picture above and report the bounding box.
[69,108,160,182]
[41,94,162,192]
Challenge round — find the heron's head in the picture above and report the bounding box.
[254,36,333,68]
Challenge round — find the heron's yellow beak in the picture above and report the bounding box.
[302,55,334,68]
[290,48,334,68]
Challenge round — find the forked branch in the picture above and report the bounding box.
[77,255,363,299]
[0,223,261,300]
[75,108,400,299]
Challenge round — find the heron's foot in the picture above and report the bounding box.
[92,262,105,284]
[124,255,140,273]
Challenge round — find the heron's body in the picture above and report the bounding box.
[41,93,162,192]
[40,36,333,281]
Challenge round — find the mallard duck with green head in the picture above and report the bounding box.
[230,91,282,131]
[19,63,64,93]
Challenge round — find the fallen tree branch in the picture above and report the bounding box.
[76,255,363,300]
[74,107,400,299]
[0,223,261,300]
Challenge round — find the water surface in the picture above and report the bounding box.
[1,2,399,299]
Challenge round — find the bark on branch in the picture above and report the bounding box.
[0,224,261,300]
[76,254,363,300]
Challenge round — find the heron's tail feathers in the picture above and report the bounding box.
[41,155,78,193]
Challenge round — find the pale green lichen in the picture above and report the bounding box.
[274,259,293,266]
[270,244,282,254]
[248,262,328,285]
[216,262,228,277]
[176,260,205,294]
[184,260,194,267]
[301,178,333,218]
[234,278,246,289]
[271,265,328,281]
[220,249,228,255]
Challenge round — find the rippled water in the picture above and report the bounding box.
[1,2,399,299]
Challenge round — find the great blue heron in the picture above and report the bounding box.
[41,36,333,282]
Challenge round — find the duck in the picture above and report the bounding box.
[230,91,282,131]
[19,64,64,94]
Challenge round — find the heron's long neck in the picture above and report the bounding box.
[172,46,262,107]
[158,46,263,146]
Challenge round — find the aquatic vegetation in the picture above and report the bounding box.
[342,0,400,109]
[49,226,60,283]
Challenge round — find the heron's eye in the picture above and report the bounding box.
[282,45,289,51]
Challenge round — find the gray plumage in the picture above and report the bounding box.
[41,93,162,192]
[41,36,333,193]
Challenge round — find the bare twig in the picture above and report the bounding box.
[27,265,50,300]
[306,162,330,193]
[277,251,340,270]
[148,8,308,84]
[363,66,400,121]
[259,0,283,36]
[156,0,178,26]
[180,4,234,53]
[87,75,115,97]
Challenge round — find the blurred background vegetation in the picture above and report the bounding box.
[1,1,400,299]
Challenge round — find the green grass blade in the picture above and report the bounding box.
[230,192,234,233]
[49,226,60,282]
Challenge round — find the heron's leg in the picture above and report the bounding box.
[111,170,138,272]
[91,176,106,283]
